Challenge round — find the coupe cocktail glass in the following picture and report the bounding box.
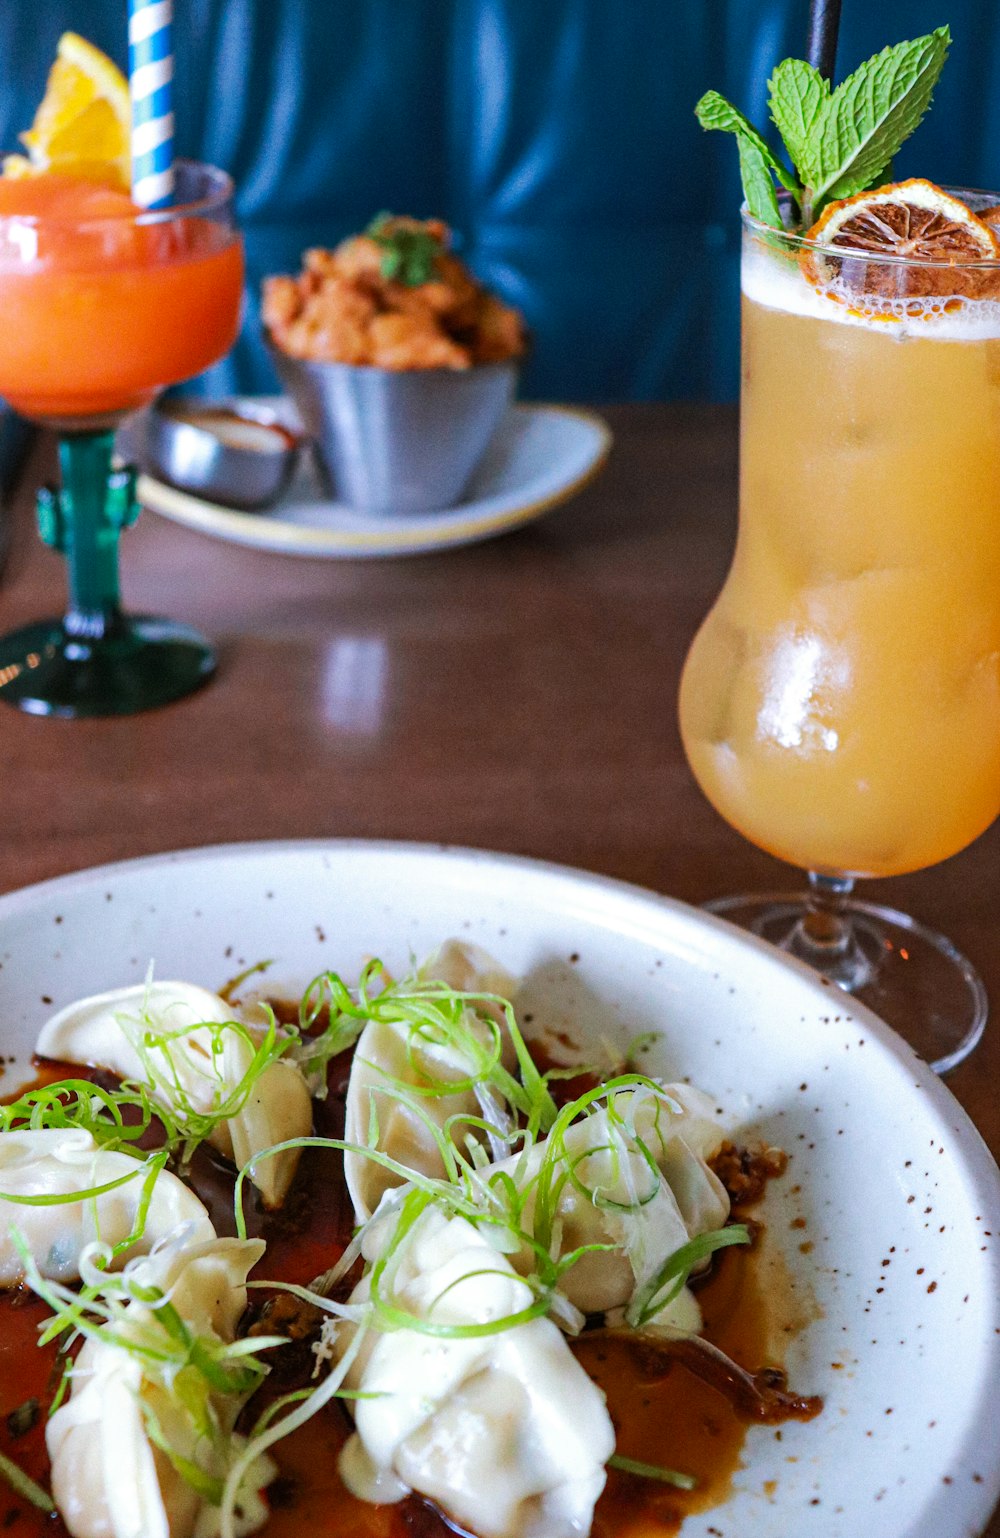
[679,195,1000,1072]
[0,159,243,717]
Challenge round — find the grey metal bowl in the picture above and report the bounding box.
[148,402,301,511]
[268,349,517,515]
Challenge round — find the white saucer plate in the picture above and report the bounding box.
[134,402,611,558]
[1,841,998,1538]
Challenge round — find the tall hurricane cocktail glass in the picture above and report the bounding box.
[0,160,243,716]
[679,195,1000,1072]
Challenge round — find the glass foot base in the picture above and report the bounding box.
[0,616,216,718]
[705,892,987,1075]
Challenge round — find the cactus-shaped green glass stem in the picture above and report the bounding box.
[37,431,138,636]
[0,429,215,718]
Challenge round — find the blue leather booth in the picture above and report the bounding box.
[0,1,997,402]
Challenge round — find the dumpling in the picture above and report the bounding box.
[336,1202,615,1538]
[46,1236,273,1538]
[0,1128,214,1286]
[36,982,232,1081]
[485,1083,730,1327]
[644,1081,732,1231]
[344,942,518,1223]
[420,939,518,1008]
[343,1016,483,1223]
[212,1025,313,1208]
[37,982,313,1208]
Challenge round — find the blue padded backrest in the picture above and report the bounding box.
[1,1,997,401]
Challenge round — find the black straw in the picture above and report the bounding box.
[806,0,842,81]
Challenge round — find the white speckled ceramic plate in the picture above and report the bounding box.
[129,401,611,558]
[1,841,998,1538]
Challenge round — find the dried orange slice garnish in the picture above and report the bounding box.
[801,179,1000,304]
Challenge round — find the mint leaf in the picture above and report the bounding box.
[767,60,830,187]
[695,92,799,193]
[735,135,783,229]
[812,27,950,204]
[695,90,798,226]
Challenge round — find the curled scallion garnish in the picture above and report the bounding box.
[608,1454,697,1490]
[219,1323,369,1538]
[293,962,558,1136]
[13,1231,286,1520]
[0,1449,54,1512]
[0,1077,169,1147]
[626,1225,751,1329]
[122,999,294,1167]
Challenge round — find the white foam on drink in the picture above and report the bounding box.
[742,242,1000,340]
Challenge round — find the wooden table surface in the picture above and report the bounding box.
[1,403,997,1533]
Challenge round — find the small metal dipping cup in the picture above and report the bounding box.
[148,401,301,511]
[268,350,517,515]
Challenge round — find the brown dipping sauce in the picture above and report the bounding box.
[0,1046,820,1538]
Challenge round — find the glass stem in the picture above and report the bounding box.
[801,871,855,956]
[783,871,875,992]
[37,431,138,640]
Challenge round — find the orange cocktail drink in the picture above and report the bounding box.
[680,210,1000,879]
[0,170,243,422]
[0,34,244,720]
[0,158,242,719]
[687,29,998,1069]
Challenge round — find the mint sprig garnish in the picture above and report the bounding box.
[696,25,951,230]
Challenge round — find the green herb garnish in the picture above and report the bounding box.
[294,961,558,1134]
[696,26,951,229]
[366,213,442,286]
[0,1076,164,1148]
[0,1449,53,1513]
[13,1233,285,1519]
[219,1324,368,1538]
[244,1074,739,1355]
[626,1224,751,1329]
[608,1454,697,1491]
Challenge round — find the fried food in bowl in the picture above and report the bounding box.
[263,216,526,370]
[263,218,525,514]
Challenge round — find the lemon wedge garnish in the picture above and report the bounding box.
[2,32,131,190]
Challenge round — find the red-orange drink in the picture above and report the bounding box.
[0,174,243,420]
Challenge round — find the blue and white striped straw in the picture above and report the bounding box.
[128,0,175,209]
